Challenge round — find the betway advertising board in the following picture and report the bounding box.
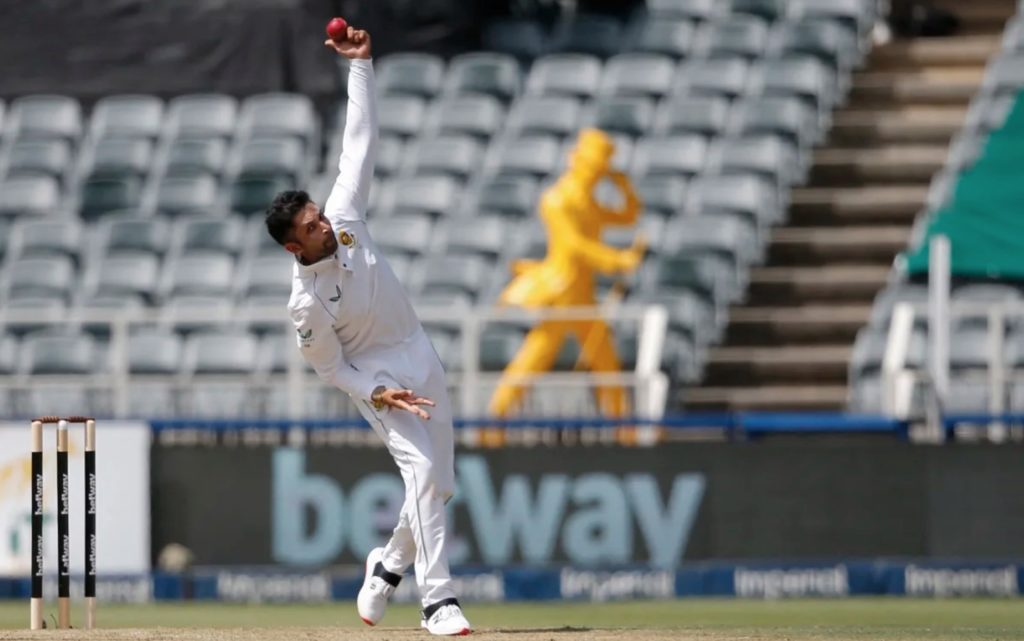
[0,422,151,579]
[151,441,1024,567]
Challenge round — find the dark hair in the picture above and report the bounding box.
[265,190,312,246]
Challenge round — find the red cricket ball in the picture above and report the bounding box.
[326,17,348,42]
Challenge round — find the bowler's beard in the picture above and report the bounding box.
[300,235,338,265]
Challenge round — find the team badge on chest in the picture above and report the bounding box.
[339,230,357,247]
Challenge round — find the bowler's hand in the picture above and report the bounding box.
[376,388,435,419]
[325,27,371,59]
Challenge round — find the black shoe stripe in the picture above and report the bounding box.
[372,562,402,588]
[422,597,460,620]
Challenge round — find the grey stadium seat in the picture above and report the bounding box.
[779,19,859,71]
[626,16,695,59]
[526,54,605,99]
[231,175,292,215]
[548,13,623,58]
[675,58,751,98]
[176,215,246,256]
[8,218,82,263]
[646,0,718,21]
[437,215,507,259]
[377,54,446,98]
[100,216,171,257]
[669,213,758,266]
[165,254,234,297]
[849,327,927,379]
[89,95,163,141]
[126,329,182,417]
[444,53,521,103]
[90,254,161,303]
[480,325,526,371]
[3,298,68,338]
[164,138,228,177]
[164,94,238,140]
[987,53,1024,96]
[239,253,297,298]
[869,283,930,328]
[156,174,219,215]
[377,96,428,139]
[655,95,732,138]
[482,19,548,64]
[6,95,82,144]
[388,176,462,219]
[22,331,96,374]
[76,295,147,336]
[162,295,234,333]
[406,135,484,180]
[949,326,994,371]
[367,213,433,258]
[427,95,505,140]
[86,138,153,179]
[602,214,665,256]
[0,334,18,376]
[0,176,60,217]
[644,254,721,310]
[374,137,406,178]
[736,95,818,148]
[493,135,563,179]
[633,175,688,217]
[183,331,259,418]
[719,135,800,186]
[3,256,74,301]
[631,135,708,177]
[469,176,539,218]
[5,140,72,181]
[798,0,874,40]
[79,176,143,220]
[506,96,583,138]
[759,57,836,113]
[692,174,780,227]
[0,220,8,262]
[601,53,677,98]
[237,94,316,148]
[731,0,787,21]
[419,255,492,300]
[943,375,991,414]
[588,97,656,137]
[237,137,306,182]
[703,15,770,60]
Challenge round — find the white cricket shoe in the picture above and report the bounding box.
[356,547,400,626]
[422,599,472,636]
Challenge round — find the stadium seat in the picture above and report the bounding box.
[602,214,665,256]
[479,325,526,371]
[944,375,991,414]
[164,138,228,177]
[759,57,836,114]
[6,95,83,144]
[482,19,548,64]
[506,96,583,138]
[0,220,9,262]
[719,135,801,186]
[493,135,563,178]
[646,0,718,21]
[389,176,463,219]
[669,212,758,266]
[779,19,859,71]
[526,54,604,98]
[237,94,316,148]
[0,334,18,375]
[7,218,82,263]
[237,137,306,182]
[176,215,246,256]
[89,95,164,141]
[437,215,507,259]
[79,176,143,220]
[736,96,818,148]
[549,13,623,58]
[703,15,770,60]
[129,329,184,375]
[950,326,994,370]
[165,254,234,298]
[156,174,219,215]
[633,175,688,217]
[600,53,677,98]
[406,135,484,180]
[5,140,72,181]
[644,255,718,309]
[2,298,69,338]
[987,54,1024,96]
[468,175,540,218]
[444,53,522,103]
[239,253,296,298]
[231,175,293,215]
[419,255,492,300]
[161,295,235,333]
[631,134,708,177]
[377,96,428,139]
[655,95,732,138]
[22,330,96,375]
[86,138,153,179]
[869,283,930,328]
[0,175,60,217]
[377,54,446,98]
[632,289,715,347]
[675,58,751,98]
[427,95,505,140]
[588,96,656,137]
[848,327,927,379]
[164,94,238,140]
[3,256,74,302]
[183,331,259,417]
[374,136,406,178]
[730,0,787,21]
[692,174,779,227]
[100,216,171,257]
[367,213,433,258]
[76,295,147,336]
[626,16,695,59]
[797,0,874,40]
[89,254,161,303]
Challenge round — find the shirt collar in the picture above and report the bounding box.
[293,251,353,276]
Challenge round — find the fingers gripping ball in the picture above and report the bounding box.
[326,17,348,42]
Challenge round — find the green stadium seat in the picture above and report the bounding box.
[128,330,183,375]
[780,19,859,71]
[79,176,143,220]
[479,325,526,371]
[736,96,818,147]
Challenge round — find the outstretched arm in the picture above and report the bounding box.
[324,28,377,223]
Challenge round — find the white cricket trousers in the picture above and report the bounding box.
[355,329,457,607]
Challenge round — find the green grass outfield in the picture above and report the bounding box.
[0,599,1023,639]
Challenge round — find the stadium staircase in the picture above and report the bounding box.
[684,0,1016,411]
